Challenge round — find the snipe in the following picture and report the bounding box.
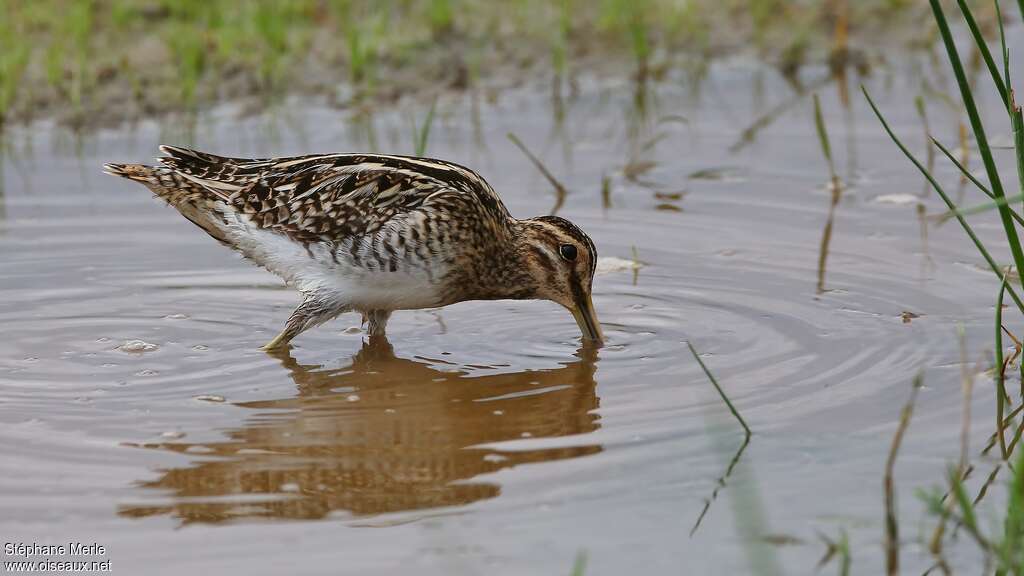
[104,146,603,349]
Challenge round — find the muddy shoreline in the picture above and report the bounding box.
[0,0,935,130]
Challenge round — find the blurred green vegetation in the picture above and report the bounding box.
[0,0,935,128]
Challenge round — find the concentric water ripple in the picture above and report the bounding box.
[0,63,1011,575]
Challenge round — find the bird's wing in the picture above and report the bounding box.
[156,146,512,244]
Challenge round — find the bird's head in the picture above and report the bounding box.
[516,216,603,344]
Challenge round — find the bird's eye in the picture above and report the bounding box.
[559,244,578,261]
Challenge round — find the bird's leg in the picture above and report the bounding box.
[362,310,392,337]
[263,295,344,350]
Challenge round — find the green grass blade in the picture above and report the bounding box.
[813,93,836,178]
[936,190,1024,224]
[1013,104,1024,216]
[687,341,751,437]
[1002,448,1024,571]
[948,464,990,550]
[931,136,1024,226]
[996,0,1011,92]
[996,278,1009,460]
[884,373,924,576]
[934,0,1024,289]
[956,0,1008,107]
[570,550,587,576]
[933,137,997,200]
[414,100,437,157]
[863,86,1024,314]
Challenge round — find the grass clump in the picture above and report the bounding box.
[0,0,936,129]
[868,0,1024,572]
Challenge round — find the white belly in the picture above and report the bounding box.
[220,210,446,310]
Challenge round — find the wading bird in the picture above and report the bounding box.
[104,146,603,349]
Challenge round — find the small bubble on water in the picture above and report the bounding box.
[384,408,396,414]
[135,369,159,377]
[161,431,186,440]
[492,410,504,416]
[163,314,189,320]
[483,454,508,463]
[192,345,209,351]
[346,394,360,402]
[279,482,300,493]
[194,394,226,403]
[118,340,159,353]
[185,445,215,454]
[23,357,38,363]
[520,432,533,438]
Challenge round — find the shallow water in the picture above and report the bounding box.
[0,51,1020,573]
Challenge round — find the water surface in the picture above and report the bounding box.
[0,52,1017,574]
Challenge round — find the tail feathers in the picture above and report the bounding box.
[157,145,266,186]
[102,161,232,245]
[159,144,246,165]
[103,162,158,183]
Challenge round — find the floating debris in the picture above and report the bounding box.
[346,394,360,402]
[688,166,746,182]
[654,190,687,201]
[874,193,920,205]
[160,431,186,440]
[900,311,921,324]
[596,256,646,275]
[118,340,159,353]
[194,394,226,403]
[623,160,657,182]
[279,482,300,493]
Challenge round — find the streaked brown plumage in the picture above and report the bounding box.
[104,146,603,349]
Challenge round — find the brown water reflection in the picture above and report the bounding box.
[119,338,602,524]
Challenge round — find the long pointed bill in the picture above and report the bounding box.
[571,292,604,344]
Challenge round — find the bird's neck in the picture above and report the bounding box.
[442,219,540,303]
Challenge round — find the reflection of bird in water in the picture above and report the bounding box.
[119,338,601,524]
[103,147,602,348]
